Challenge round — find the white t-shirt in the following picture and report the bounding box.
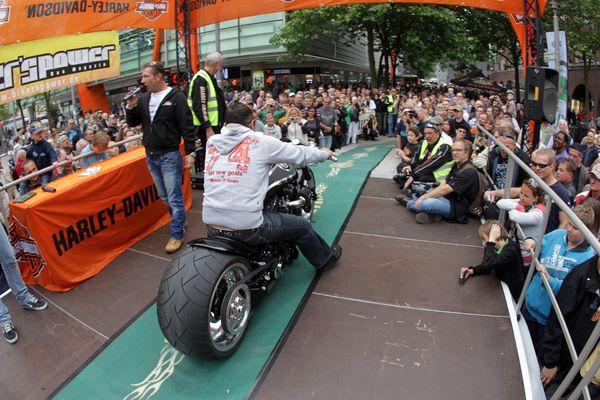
[149,87,172,122]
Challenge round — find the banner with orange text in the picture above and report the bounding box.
[189,0,546,28]
[0,31,120,105]
[0,0,173,46]
[9,146,193,292]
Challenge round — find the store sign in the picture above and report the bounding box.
[252,71,264,89]
[0,31,120,105]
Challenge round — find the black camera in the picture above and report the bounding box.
[408,110,417,118]
[392,171,410,185]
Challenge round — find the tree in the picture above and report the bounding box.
[458,9,522,100]
[272,4,475,87]
[554,0,600,120]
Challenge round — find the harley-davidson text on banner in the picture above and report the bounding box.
[0,31,120,105]
[9,146,193,292]
[0,1,173,46]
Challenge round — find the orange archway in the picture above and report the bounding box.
[0,1,545,47]
[0,0,546,110]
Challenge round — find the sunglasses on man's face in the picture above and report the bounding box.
[530,161,551,169]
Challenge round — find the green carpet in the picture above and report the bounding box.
[54,142,392,400]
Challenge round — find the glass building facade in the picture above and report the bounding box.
[64,13,369,106]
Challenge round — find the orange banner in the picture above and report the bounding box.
[508,13,534,67]
[0,0,174,46]
[1,1,547,47]
[190,0,546,28]
[9,146,193,292]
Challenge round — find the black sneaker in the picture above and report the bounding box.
[318,245,342,273]
[22,296,48,311]
[2,322,18,344]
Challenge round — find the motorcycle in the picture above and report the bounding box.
[157,141,335,359]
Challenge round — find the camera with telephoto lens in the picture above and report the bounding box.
[411,181,440,196]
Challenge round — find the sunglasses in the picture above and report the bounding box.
[530,161,551,169]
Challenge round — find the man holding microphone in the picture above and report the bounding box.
[125,61,196,254]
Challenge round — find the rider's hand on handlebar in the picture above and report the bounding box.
[320,148,335,160]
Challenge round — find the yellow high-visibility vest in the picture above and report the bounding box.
[188,69,219,126]
[418,138,453,184]
[387,94,395,113]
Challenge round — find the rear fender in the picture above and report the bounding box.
[187,237,256,258]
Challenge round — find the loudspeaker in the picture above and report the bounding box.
[524,66,559,123]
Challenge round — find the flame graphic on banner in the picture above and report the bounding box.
[123,344,185,400]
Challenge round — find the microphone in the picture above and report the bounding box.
[123,86,143,101]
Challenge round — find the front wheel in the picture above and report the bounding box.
[157,247,252,359]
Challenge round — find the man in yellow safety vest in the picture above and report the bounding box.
[188,52,227,171]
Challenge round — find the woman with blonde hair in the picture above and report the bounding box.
[281,106,307,142]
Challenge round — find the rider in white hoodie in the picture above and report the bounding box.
[202,103,342,272]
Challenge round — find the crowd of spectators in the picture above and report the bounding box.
[5,110,142,197]
[374,82,600,396]
[3,80,600,395]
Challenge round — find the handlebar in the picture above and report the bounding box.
[290,138,338,162]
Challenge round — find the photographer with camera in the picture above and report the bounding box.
[405,139,480,224]
[394,122,453,203]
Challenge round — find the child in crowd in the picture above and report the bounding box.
[538,255,600,390]
[459,220,525,300]
[497,179,545,268]
[522,204,596,355]
[262,113,282,139]
[80,131,111,168]
[396,126,421,171]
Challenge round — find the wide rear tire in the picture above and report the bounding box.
[157,246,251,359]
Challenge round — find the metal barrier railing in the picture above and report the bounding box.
[0,134,143,224]
[478,124,598,400]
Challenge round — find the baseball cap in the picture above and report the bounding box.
[453,105,463,112]
[591,164,600,180]
[427,116,444,126]
[423,122,440,132]
[28,121,46,134]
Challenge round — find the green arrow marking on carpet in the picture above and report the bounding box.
[55,142,392,400]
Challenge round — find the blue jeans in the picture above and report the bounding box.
[146,150,186,240]
[406,194,452,218]
[319,134,333,149]
[387,113,396,135]
[0,226,34,325]
[207,211,333,269]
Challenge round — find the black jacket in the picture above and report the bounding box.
[125,88,196,155]
[542,255,600,370]
[487,146,531,189]
[471,241,525,299]
[190,70,226,130]
[410,138,452,182]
